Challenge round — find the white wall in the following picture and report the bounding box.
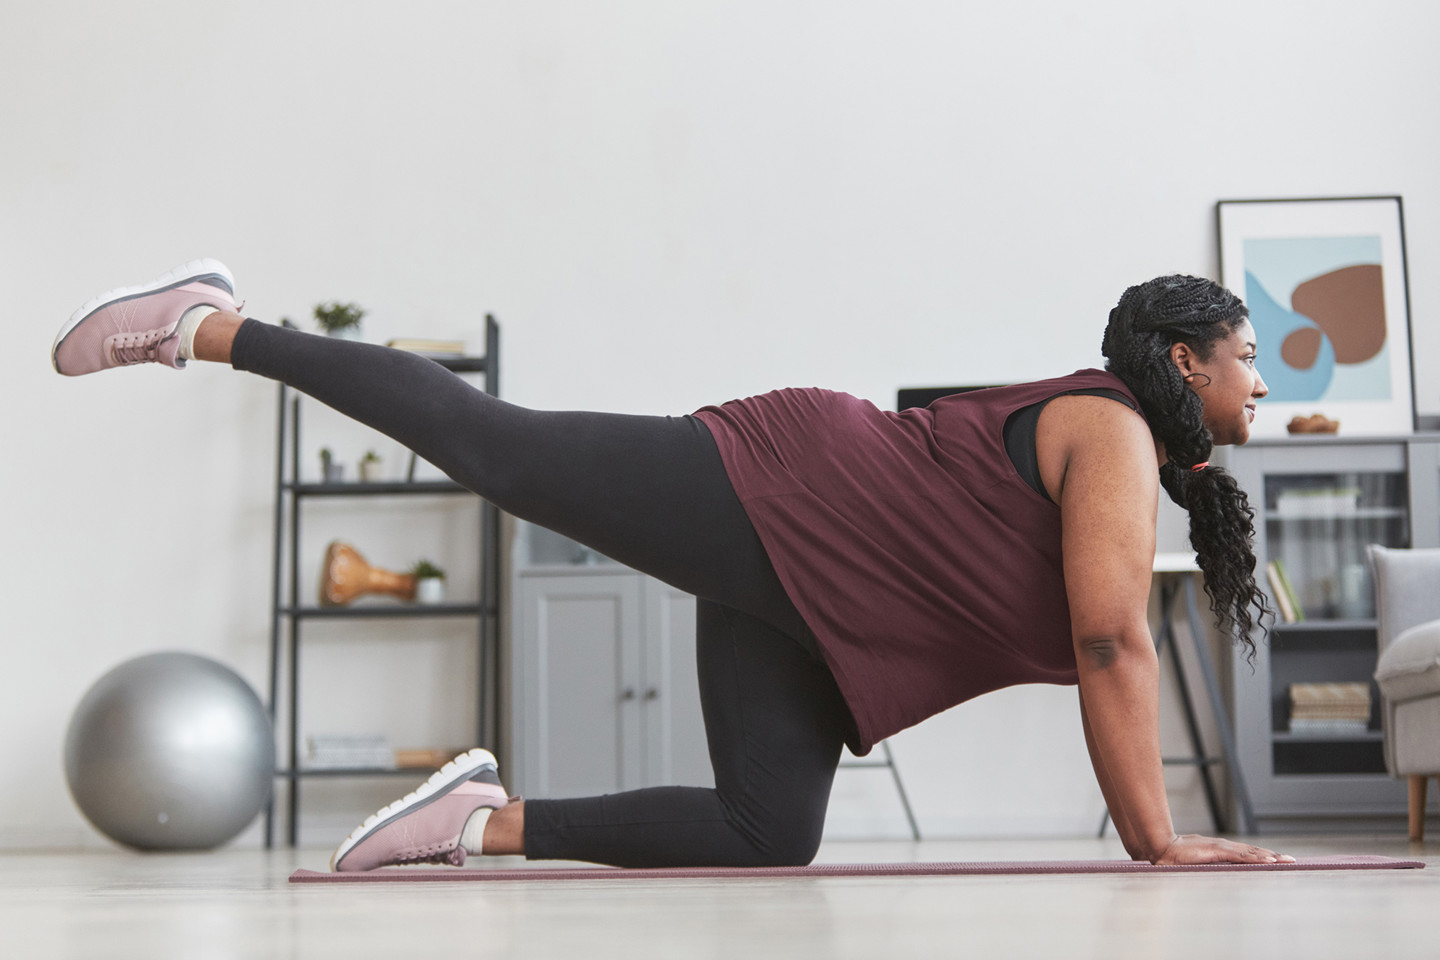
[2,0,1437,848]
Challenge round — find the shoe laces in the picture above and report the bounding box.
[109,328,174,365]
[392,845,466,868]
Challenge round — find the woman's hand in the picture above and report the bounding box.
[1153,834,1295,865]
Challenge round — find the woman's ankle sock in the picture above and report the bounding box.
[177,306,219,360]
[459,807,495,856]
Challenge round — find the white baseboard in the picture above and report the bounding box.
[0,826,107,851]
[0,818,273,853]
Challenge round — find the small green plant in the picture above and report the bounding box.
[358,449,383,481]
[313,301,366,335]
[411,560,446,580]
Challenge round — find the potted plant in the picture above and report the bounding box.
[319,447,344,483]
[411,560,446,604]
[313,301,366,340]
[359,450,382,482]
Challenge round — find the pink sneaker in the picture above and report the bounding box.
[330,748,510,872]
[52,259,237,376]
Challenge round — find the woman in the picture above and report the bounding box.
[53,261,1291,869]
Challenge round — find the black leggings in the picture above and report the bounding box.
[231,321,852,867]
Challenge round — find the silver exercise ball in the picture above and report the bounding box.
[64,652,275,851]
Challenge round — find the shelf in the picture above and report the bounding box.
[431,355,490,374]
[267,316,502,849]
[1273,619,1376,632]
[1266,508,1406,522]
[521,562,628,575]
[1271,730,1384,744]
[287,480,471,497]
[281,603,493,620]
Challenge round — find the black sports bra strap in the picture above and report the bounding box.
[1002,388,1136,503]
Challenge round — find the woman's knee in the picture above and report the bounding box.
[723,800,827,867]
[754,825,824,867]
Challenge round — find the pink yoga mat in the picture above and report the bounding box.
[291,855,1423,883]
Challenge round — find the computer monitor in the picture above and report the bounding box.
[895,385,1002,412]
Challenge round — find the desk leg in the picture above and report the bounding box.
[1181,575,1256,834]
[1158,578,1225,833]
[1099,577,1224,837]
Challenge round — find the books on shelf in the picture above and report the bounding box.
[386,338,466,357]
[305,733,397,770]
[1290,681,1370,714]
[304,736,460,770]
[394,747,462,769]
[1274,487,1361,519]
[1289,682,1371,735]
[1265,560,1304,623]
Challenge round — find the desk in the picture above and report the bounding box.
[1100,554,1256,836]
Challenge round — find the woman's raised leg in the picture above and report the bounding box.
[52,261,805,636]
[224,316,807,636]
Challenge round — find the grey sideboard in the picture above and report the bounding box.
[1218,433,1440,827]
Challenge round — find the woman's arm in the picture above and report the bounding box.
[1041,396,1290,864]
[1079,691,1142,859]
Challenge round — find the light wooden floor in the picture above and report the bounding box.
[1,835,1434,959]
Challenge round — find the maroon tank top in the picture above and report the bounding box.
[693,369,1145,754]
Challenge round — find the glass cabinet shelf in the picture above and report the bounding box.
[1271,730,1385,744]
[1266,507,1406,521]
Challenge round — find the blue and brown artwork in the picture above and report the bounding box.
[1243,236,1389,404]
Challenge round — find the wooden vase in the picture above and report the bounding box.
[319,542,416,606]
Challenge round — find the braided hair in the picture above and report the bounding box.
[1101,275,1270,659]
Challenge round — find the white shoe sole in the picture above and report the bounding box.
[329,747,499,872]
[51,258,235,372]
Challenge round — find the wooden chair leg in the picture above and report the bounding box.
[1409,776,1428,842]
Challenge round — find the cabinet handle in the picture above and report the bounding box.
[621,688,637,701]
[644,688,659,701]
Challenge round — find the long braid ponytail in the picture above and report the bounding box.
[1101,275,1270,659]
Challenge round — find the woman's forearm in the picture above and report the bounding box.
[1074,638,1176,862]
[1079,693,1142,859]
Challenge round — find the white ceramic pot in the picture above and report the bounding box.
[415,577,445,605]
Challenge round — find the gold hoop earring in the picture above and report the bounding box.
[1184,373,1212,388]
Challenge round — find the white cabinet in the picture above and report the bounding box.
[511,563,713,799]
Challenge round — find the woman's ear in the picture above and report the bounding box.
[1170,341,1212,389]
[1169,341,1195,378]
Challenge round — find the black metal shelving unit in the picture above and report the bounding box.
[265,316,501,847]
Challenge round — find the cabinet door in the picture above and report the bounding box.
[641,582,713,789]
[516,574,643,798]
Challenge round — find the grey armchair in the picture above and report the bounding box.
[1368,544,1440,841]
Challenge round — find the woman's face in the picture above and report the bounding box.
[1174,320,1269,446]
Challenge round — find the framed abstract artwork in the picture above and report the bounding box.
[1216,196,1415,437]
